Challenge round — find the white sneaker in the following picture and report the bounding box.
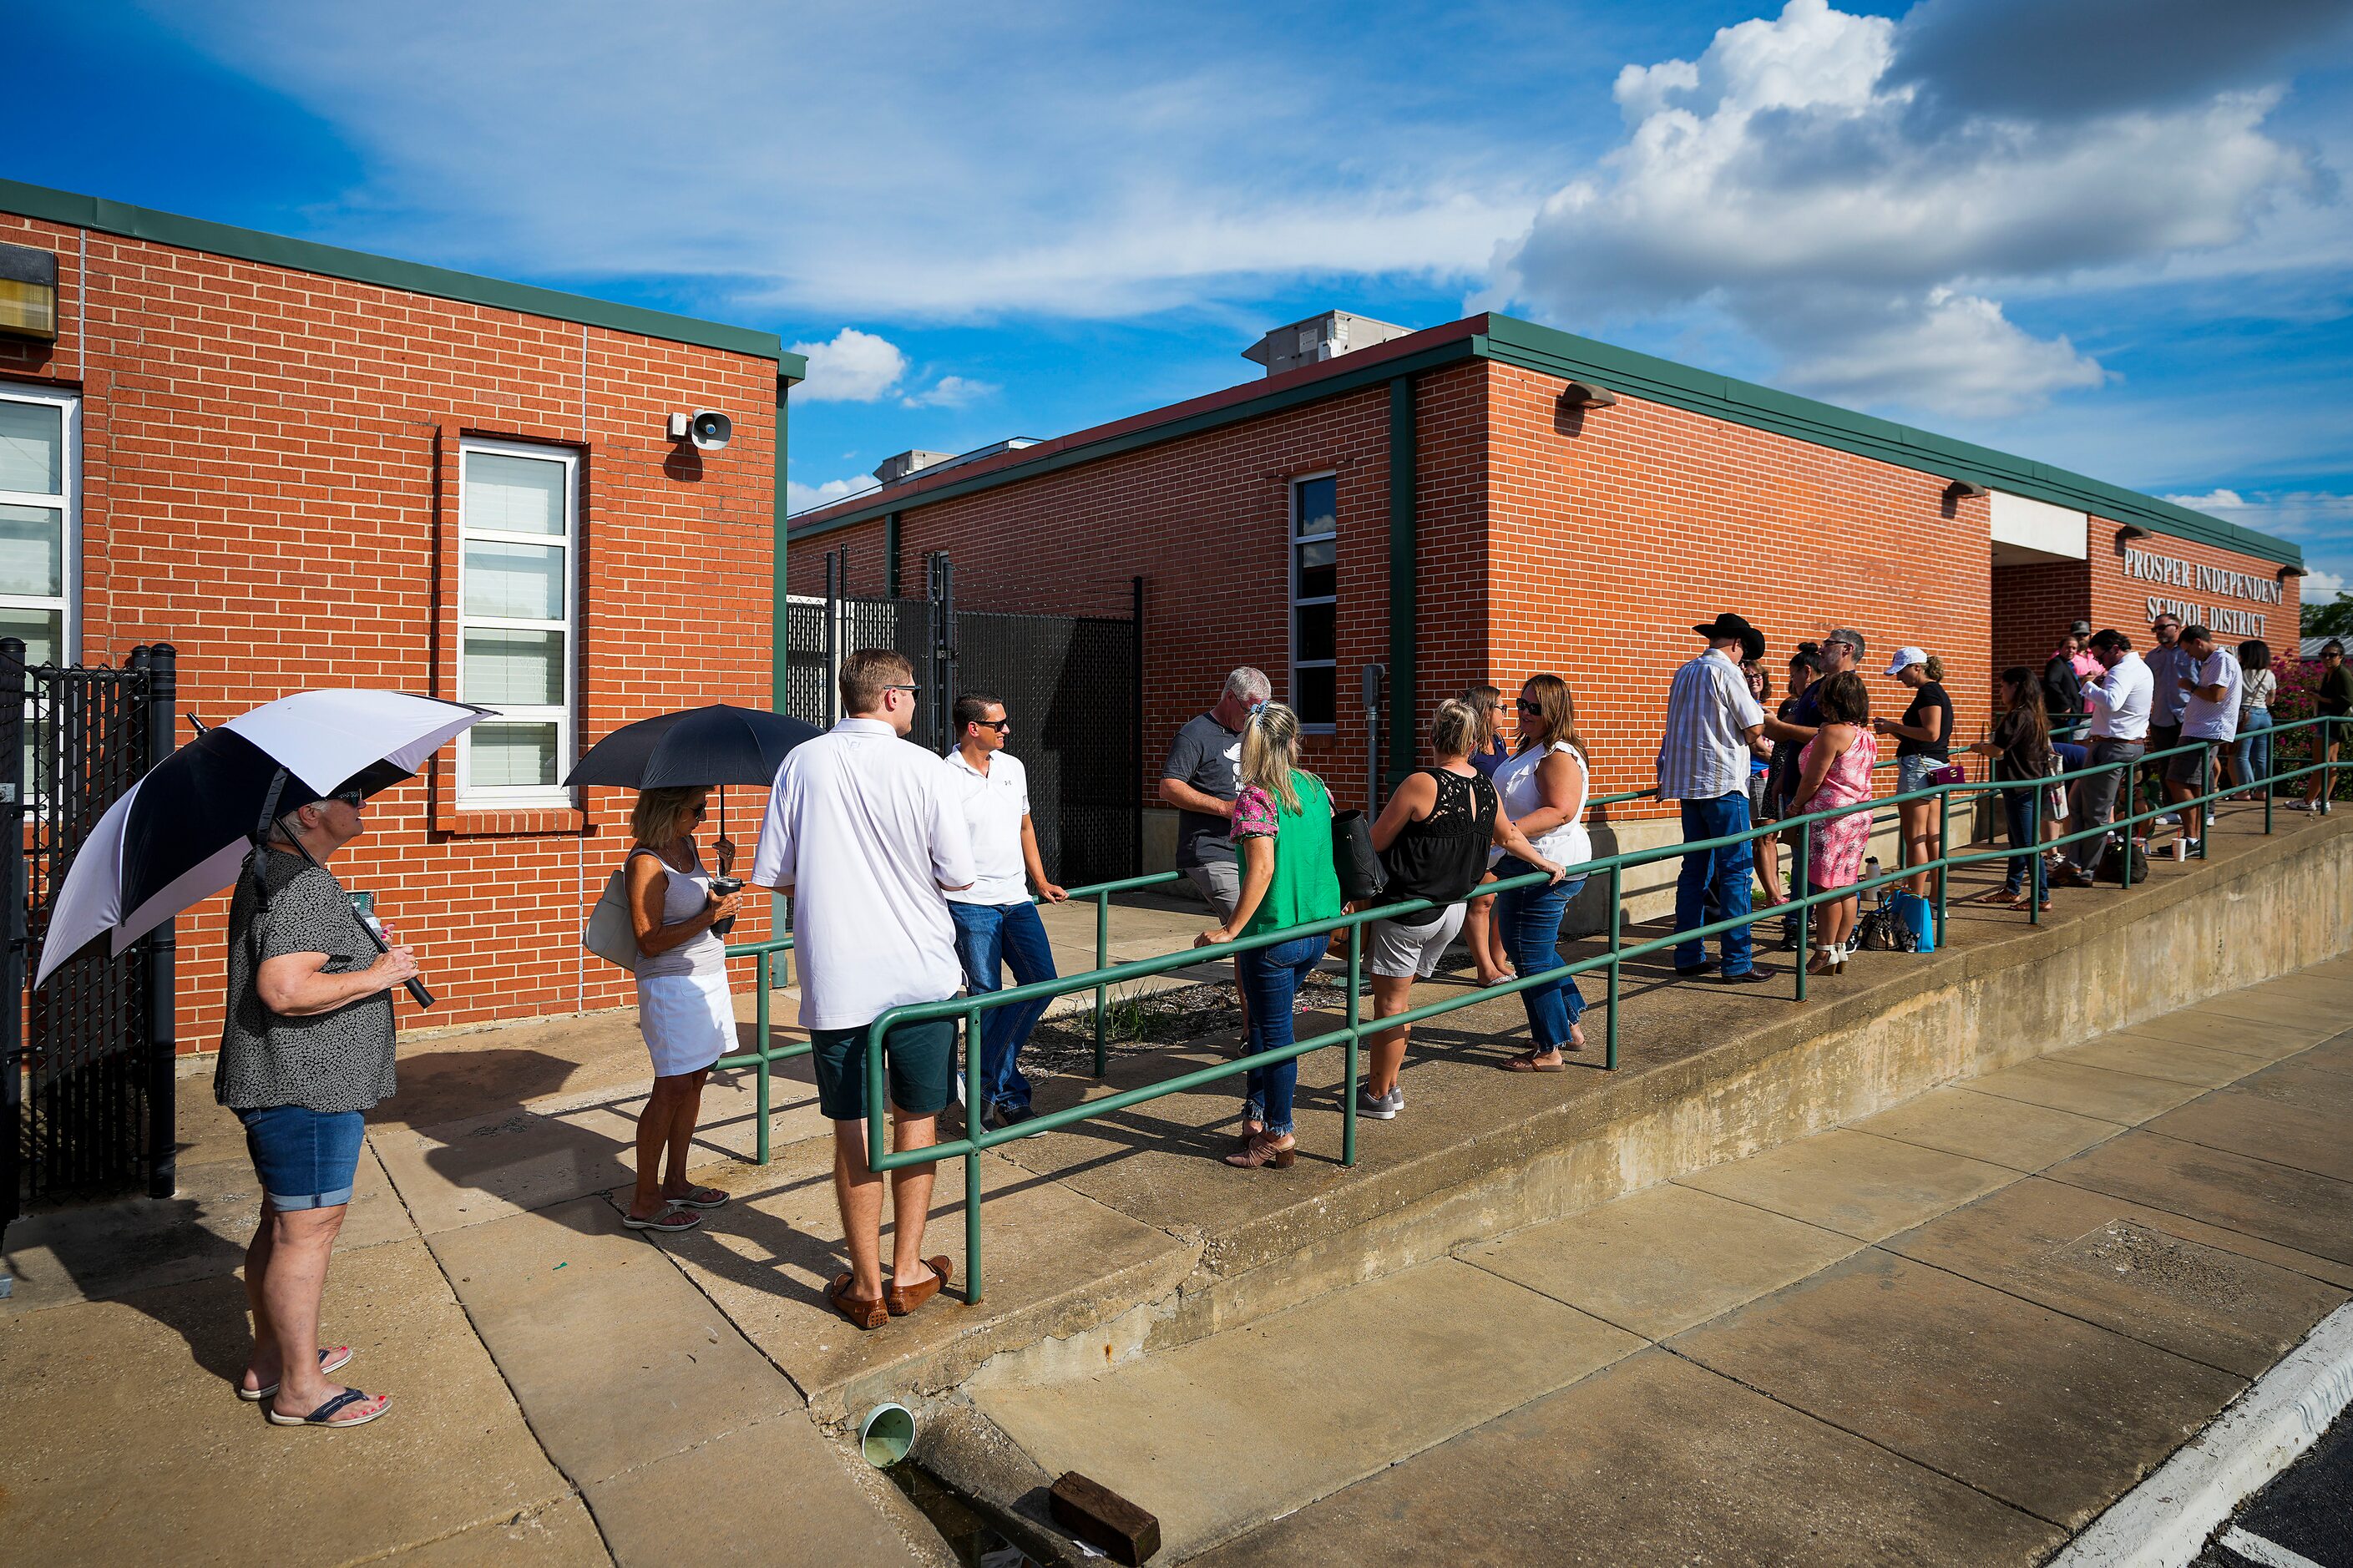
[2153,813,2180,827]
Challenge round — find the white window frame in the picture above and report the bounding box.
[1289,471,1338,734]
[453,438,578,806]
[0,382,80,668]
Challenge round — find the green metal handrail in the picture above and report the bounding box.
[843,714,2340,1303]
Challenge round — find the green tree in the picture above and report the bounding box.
[2305,591,2353,639]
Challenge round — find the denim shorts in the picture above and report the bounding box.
[237,1104,367,1211]
[1896,755,1943,794]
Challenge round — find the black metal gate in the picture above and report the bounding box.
[3,640,179,1240]
[790,550,1142,886]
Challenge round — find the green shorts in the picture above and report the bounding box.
[807,1015,958,1121]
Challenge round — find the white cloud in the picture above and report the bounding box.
[2160,490,2353,537]
[901,375,998,410]
[1492,0,2320,417]
[786,473,879,515]
[2305,568,2346,601]
[790,328,908,402]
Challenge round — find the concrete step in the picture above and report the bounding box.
[959,969,2353,1563]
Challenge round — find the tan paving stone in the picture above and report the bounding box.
[2115,1010,2330,1064]
[1965,1057,2208,1123]
[973,1257,1643,1562]
[1847,1085,2123,1171]
[1668,1249,2246,1528]
[2048,1130,2353,1265]
[2,1142,412,1311]
[1464,1181,1862,1339]
[426,1196,797,1486]
[582,1412,926,1566]
[1881,1177,2349,1378]
[2049,1034,2264,1088]
[2143,1088,2353,1184]
[2299,1033,2353,1077]
[0,1237,569,1568]
[2229,1060,2353,1116]
[395,1496,611,1567]
[1674,1128,2016,1242]
[2177,994,2347,1046]
[1190,1348,2066,1568]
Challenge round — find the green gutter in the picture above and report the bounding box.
[1,176,797,367]
[1387,376,1418,790]
[1477,315,2302,569]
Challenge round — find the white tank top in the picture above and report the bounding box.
[1489,741,1591,870]
[630,845,727,979]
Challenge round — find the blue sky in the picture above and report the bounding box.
[18,0,2353,599]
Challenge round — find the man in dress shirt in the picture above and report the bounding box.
[2055,629,2152,887]
[2165,625,2242,856]
[751,648,976,1328]
[1657,613,1774,984]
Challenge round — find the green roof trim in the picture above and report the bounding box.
[1478,314,2300,569]
[0,177,798,370]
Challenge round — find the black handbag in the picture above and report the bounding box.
[1331,810,1388,903]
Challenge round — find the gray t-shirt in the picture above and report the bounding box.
[1162,712,1244,867]
[215,851,397,1114]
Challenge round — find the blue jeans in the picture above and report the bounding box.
[1494,855,1587,1050]
[1675,793,1754,975]
[2234,708,2273,786]
[948,901,1058,1115]
[1237,933,1325,1137]
[2001,787,2048,899]
[236,1104,366,1211]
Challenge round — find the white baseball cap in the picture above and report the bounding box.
[1885,646,1928,676]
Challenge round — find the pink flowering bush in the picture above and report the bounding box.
[2271,657,2350,800]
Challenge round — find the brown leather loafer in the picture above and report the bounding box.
[885,1256,954,1317]
[826,1272,889,1331]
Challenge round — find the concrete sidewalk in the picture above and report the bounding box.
[2,802,2346,1565]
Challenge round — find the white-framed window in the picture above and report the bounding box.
[1289,473,1337,731]
[454,438,578,804]
[0,384,78,670]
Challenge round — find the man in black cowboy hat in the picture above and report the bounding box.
[1656,614,1774,983]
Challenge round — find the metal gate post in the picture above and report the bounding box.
[141,645,178,1199]
[822,549,841,727]
[1362,664,1384,814]
[1131,576,1145,878]
[1,637,24,1253]
[932,554,957,752]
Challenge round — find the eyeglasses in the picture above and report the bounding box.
[888,683,922,695]
[692,804,709,818]
[331,788,365,807]
[1515,698,1544,714]
[973,718,1012,732]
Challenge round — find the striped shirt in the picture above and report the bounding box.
[1655,648,1765,802]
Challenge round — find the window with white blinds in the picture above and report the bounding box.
[456,440,576,803]
[0,385,78,670]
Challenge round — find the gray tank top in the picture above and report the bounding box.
[630,845,726,979]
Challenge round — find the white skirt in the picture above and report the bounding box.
[636,970,734,1077]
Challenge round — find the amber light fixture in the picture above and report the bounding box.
[0,243,58,341]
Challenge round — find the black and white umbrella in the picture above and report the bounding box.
[36,690,486,1000]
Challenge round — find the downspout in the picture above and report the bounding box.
[1387,374,1417,791]
[885,511,902,599]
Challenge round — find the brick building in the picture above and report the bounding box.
[0,180,804,1048]
[789,311,2305,864]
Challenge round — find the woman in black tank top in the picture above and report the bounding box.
[1354,701,1568,1116]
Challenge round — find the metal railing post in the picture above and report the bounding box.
[1093,892,1110,1076]
[754,973,772,1166]
[2264,741,2275,834]
[2028,781,2042,923]
[1794,818,1811,1003]
[1605,862,1622,1070]
[965,1003,984,1304]
[1343,923,1361,1168]
[1934,784,1951,948]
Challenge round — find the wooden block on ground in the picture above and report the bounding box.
[1050,1471,1161,1565]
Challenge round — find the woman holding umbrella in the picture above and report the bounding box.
[620,787,743,1232]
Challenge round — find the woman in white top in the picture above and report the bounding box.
[622,787,743,1232]
[1491,675,1596,1072]
[2226,639,2277,798]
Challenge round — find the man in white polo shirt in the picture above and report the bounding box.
[750,648,974,1331]
[2056,627,2152,887]
[945,692,1066,1135]
[2165,625,2242,858]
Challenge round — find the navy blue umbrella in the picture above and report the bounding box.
[564,703,823,847]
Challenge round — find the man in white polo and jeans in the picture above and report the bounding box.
[750,647,975,1332]
[2164,625,2242,860]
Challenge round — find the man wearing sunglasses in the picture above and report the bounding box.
[944,693,1066,1135]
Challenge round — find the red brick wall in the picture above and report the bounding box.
[1991,559,2090,678]
[1484,362,1994,802]
[2085,520,2298,654]
[789,361,1493,815]
[0,214,780,1050]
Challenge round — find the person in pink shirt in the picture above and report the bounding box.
[2065,620,2100,682]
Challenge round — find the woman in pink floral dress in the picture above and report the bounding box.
[1790,671,1879,974]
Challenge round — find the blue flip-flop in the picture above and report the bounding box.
[267,1387,389,1428]
[237,1345,353,1402]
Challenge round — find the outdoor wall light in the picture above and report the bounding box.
[666,410,733,451]
[2279,565,2305,582]
[0,243,58,341]
[1559,381,1617,409]
[1942,479,1990,502]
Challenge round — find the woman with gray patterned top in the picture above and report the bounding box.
[217,785,416,1429]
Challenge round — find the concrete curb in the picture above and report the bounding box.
[2048,1301,2353,1568]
